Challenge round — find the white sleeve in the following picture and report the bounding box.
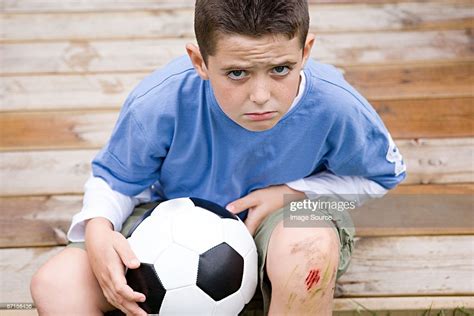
[67,175,153,242]
[286,171,388,206]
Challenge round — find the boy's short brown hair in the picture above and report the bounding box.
[194,0,310,64]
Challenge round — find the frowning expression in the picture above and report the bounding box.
[187,33,314,131]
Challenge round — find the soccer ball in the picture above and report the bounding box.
[125,197,258,315]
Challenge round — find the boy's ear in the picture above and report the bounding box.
[186,43,209,80]
[301,33,315,68]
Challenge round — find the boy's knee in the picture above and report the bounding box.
[30,260,58,304]
[266,221,340,292]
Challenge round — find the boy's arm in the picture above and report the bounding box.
[67,175,152,242]
[286,171,388,206]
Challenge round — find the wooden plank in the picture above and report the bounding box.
[351,193,474,237]
[2,61,473,112]
[393,183,474,194]
[0,111,119,150]
[2,30,472,75]
[0,138,472,196]
[401,137,474,184]
[0,195,82,248]
[371,97,474,139]
[0,73,144,112]
[2,236,473,303]
[1,298,473,316]
[5,0,468,13]
[1,97,472,151]
[3,2,473,42]
[0,184,472,248]
[337,235,474,296]
[343,61,474,101]
[0,149,95,196]
[334,296,474,312]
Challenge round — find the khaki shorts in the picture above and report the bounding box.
[68,199,355,315]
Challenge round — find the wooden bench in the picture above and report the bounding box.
[1,0,473,315]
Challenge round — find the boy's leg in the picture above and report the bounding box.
[30,247,115,315]
[31,202,160,315]
[254,202,355,316]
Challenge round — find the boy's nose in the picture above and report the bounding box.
[249,82,270,105]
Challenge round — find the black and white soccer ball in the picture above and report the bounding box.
[125,197,258,315]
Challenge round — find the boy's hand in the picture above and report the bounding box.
[226,185,306,236]
[85,217,147,316]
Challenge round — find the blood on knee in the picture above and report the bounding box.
[305,268,321,291]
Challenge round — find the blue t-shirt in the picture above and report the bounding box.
[92,55,406,209]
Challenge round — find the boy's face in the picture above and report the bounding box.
[187,33,315,131]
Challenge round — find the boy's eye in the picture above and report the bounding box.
[227,70,247,80]
[272,66,290,76]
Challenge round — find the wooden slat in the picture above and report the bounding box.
[343,61,474,100]
[393,183,474,194]
[0,111,118,150]
[334,297,474,313]
[402,137,474,184]
[0,184,472,248]
[2,61,473,112]
[371,97,474,139]
[1,298,473,316]
[0,150,96,196]
[3,2,473,42]
[0,138,472,196]
[0,195,82,248]
[337,235,474,296]
[351,193,474,237]
[5,0,469,13]
[0,73,144,112]
[2,30,472,75]
[1,97,472,151]
[2,236,473,303]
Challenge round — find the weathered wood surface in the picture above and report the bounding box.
[3,61,473,113]
[3,2,473,42]
[1,297,473,316]
[2,98,472,151]
[1,184,472,248]
[1,236,473,304]
[2,30,472,75]
[1,138,472,196]
[337,235,474,296]
[333,296,474,313]
[0,111,119,150]
[4,0,472,13]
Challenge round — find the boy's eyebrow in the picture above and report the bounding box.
[220,60,298,71]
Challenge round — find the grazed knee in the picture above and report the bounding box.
[266,223,340,298]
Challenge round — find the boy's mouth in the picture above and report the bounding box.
[244,111,278,122]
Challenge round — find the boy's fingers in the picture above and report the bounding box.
[109,264,145,301]
[113,233,141,269]
[226,195,258,214]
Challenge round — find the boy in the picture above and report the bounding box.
[30,0,406,315]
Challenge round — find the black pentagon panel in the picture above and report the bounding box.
[125,207,155,238]
[196,242,244,301]
[125,263,166,314]
[190,197,238,220]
